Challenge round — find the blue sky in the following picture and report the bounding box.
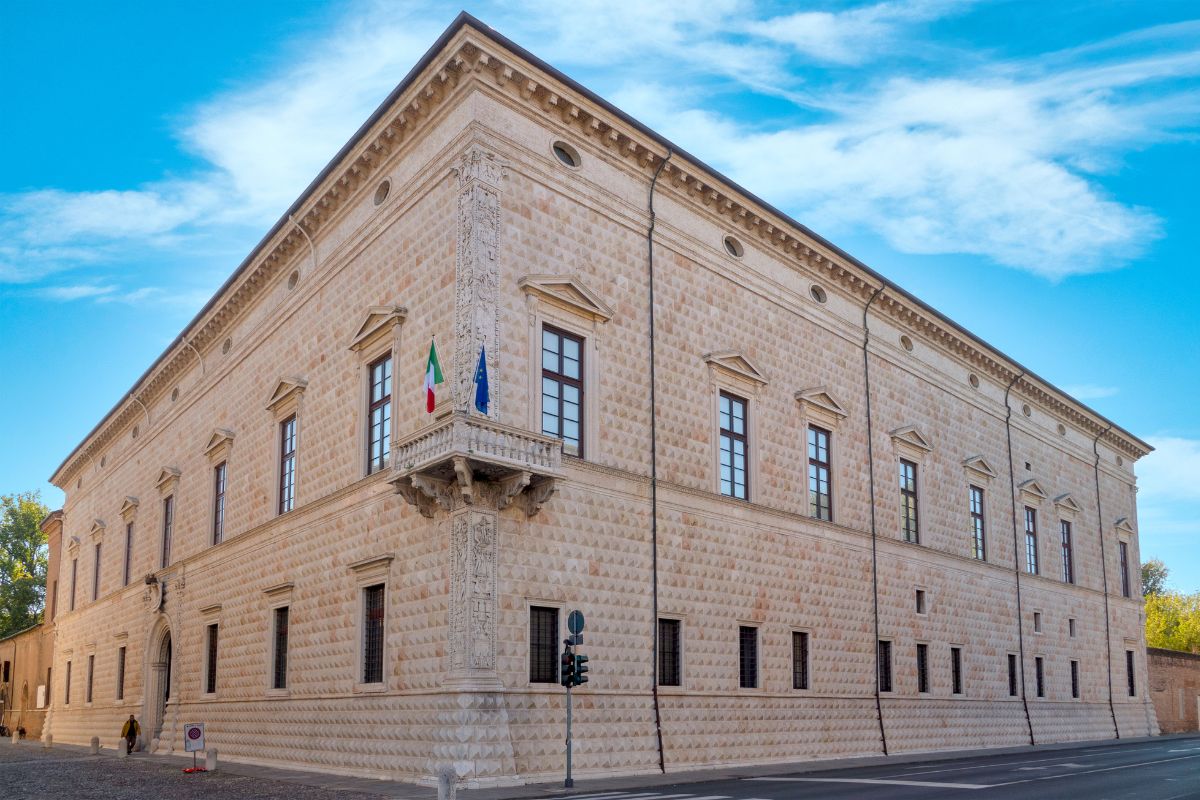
[1,1,1197,588]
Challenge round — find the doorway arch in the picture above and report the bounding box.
[143,616,174,747]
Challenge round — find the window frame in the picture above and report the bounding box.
[719,391,750,501]
[360,583,386,687]
[212,460,227,546]
[122,523,133,587]
[1060,519,1074,584]
[899,459,920,543]
[807,425,833,521]
[1119,541,1132,598]
[658,617,682,688]
[950,646,964,696]
[161,495,174,569]
[1126,649,1136,697]
[969,484,986,561]
[86,653,95,705]
[1070,659,1080,700]
[1007,652,1019,697]
[916,642,930,694]
[272,605,290,691]
[1024,506,1039,575]
[1034,655,1045,698]
[365,353,393,475]
[528,605,560,685]
[64,659,71,705]
[540,325,586,458]
[278,414,298,515]
[116,646,126,702]
[204,623,219,696]
[738,625,759,690]
[91,542,101,601]
[69,558,77,611]
[878,639,894,693]
[792,629,811,691]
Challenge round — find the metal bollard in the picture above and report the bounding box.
[205,748,217,771]
[437,765,457,800]
[90,736,100,755]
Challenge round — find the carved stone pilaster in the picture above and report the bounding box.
[455,147,504,418]
[448,510,497,679]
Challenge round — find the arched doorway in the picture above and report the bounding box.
[150,630,172,741]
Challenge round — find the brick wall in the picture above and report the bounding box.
[1148,647,1200,734]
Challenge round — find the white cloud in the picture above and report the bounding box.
[38,284,117,301]
[747,0,972,65]
[1063,384,1120,400]
[1140,437,1200,503]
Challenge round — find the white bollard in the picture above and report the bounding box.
[11,732,17,745]
[90,736,100,755]
[42,734,52,749]
[437,765,457,800]
[117,739,127,759]
[205,748,217,771]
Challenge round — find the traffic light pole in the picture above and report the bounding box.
[565,670,574,789]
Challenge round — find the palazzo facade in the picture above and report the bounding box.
[43,14,1157,785]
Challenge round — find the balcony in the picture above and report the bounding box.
[391,411,562,516]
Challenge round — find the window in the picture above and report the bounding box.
[1034,611,1042,633]
[792,631,811,690]
[366,354,392,474]
[916,643,929,693]
[50,580,57,619]
[1061,520,1074,584]
[1008,653,1018,697]
[161,495,174,569]
[1119,542,1131,598]
[951,647,963,695]
[1070,660,1079,699]
[64,661,71,705]
[86,655,94,703]
[878,640,893,692]
[541,327,584,457]
[362,584,385,684]
[92,542,101,601]
[915,589,927,615]
[69,558,77,611]
[1126,650,1136,697]
[279,414,297,514]
[658,619,681,687]
[719,392,748,499]
[1,661,7,682]
[205,623,219,694]
[807,425,832,520]
[122,523,133,587]
[212,461,227,545]
[1024,507,1039,575]
[273,606,290,690]
[1035,656,1045,698]
[529,606,558,684]
[969,485,986,560]
[899,460,919,543]
[1069,618,1076,638]
[116,647,126,701]
[738,626,758,689]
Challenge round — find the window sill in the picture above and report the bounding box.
[265,688,291,698]
[353,682,387,694]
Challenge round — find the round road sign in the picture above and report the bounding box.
[567,609,585,635]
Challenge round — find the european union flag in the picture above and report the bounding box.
[473,345,489,414]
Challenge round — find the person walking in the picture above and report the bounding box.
[121,714,140,754]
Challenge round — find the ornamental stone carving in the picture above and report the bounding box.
[448,510,497,677]
[455,146,504,418]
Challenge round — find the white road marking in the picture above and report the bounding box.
[1016,766,1049,771]
[1168,747,1200,753]
[748,777,990,790]
[990,752,1200,786]
[892,751,1112,777]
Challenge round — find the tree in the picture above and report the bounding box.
[1142,558,1169,596]
[0,491,50,638]
[1145,590,1200,654]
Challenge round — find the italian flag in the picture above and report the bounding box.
[424,340,444,413]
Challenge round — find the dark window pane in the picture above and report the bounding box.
[274,606,290,690]
[739,626,758,689]
[529,606,559,683]
[541,327,585,457]
[205,624,219,694]
[792,631,809,690]
[878,640,893,692]
[658,619,681,687]
[363,584,385,684]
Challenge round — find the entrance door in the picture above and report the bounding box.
[152,633,172,740]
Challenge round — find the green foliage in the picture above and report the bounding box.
[1145,590,1200,654]
[0,491,50,639]
[1142,558,1169,596]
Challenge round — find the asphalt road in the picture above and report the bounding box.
[542,737,1200,800]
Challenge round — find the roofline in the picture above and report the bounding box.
[0,622,43,644]
[49,11,1150,484]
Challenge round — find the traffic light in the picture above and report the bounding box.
[573,653,589,686]
[560,647,575,687]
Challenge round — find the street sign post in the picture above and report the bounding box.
[183,723,206,773]
[563,610,586,788]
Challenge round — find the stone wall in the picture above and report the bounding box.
[1148,647,1200,734]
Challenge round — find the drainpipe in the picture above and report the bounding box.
[1091,424,1120,739]
[647,148,672,774]
[289,214,318,274]
[1003,372,1036,746]
[860,285,888,756]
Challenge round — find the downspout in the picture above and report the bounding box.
[1004,372,1036,746]
[647,149,672,774]
[184,339,205,378]
[860,285,888,756]
[130,393,150,427]
[1091,424,1120,738]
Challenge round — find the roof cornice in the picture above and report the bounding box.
[49,12,1151,486]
